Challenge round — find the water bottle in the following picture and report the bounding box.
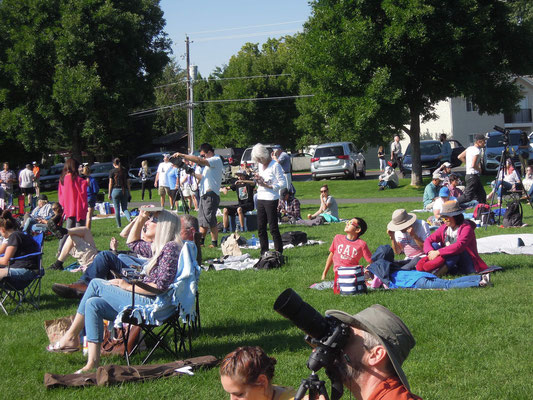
[251,234,257,246]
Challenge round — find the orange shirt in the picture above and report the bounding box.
[33,166,40,179]
[367,377,423,400]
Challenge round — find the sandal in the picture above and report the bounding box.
[46,341,80,353]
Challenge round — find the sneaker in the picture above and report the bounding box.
[480,273,492,287]
[52,282,88,299]
[48,261,64,271]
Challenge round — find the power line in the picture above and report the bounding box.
[154,73,292,89]
[128,94,314,117]
[189,20,305,35]
[194,29,299,43]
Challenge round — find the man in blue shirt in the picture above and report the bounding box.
[440,134,452,163]
[423,172,442,210]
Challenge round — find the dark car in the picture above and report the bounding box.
[402,139,465,175]
[39,163,64,190]
[89,162,114,189]
[128,152,169,186]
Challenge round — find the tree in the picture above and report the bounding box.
[0,0,170,161]
[194,37,301,150]
[295,0,533,185]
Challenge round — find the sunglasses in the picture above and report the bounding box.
[149,215,158,224]
[440,216,450,221]
[346,220,358,228]
[320,190,328,193]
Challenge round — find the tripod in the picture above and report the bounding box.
[172,167,191,215]
[487,127,533,227]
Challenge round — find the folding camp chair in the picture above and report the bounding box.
[115,241,201,365]
[0,232,45,315]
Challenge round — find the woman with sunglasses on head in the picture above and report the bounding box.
[220,346,296,400]
[321,217,372,285]
[307,184,339,221]
[416,201,488,276]
[47,209,183,374]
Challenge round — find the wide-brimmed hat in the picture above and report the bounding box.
[439,201,463,217]
[139,205,164,213]
[387,209,417,231]
[326,304,415,391]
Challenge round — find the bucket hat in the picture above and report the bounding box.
[326,304,415,391]
[387,209,417,231]
[439,201,463,217]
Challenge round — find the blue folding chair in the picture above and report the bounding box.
[0,232,45,315]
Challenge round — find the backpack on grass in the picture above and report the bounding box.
[473,203,494,225]
[254,251,284,270]
[503,200,523,227]
[281,231,308,246]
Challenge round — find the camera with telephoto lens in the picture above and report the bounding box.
[169,155,195,175]
[274,288,350,400]
[494,125,510,146]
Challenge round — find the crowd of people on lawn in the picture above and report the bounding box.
[2,134,515,400]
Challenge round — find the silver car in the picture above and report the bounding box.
[311,142,366,180]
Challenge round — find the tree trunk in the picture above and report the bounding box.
[408,107,423,186]
[71,130,82,162]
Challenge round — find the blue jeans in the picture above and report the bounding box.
[111,188,131,228]
[80,251,127,285]
[431,242,475,275]
[117,253,146,268]
[77,278,154,343]
[379,180,397,189]
[493,180,512,199]
[23,217,37,233]
[415,275,481,289]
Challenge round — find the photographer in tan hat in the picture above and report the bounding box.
[387,209,430,270]
[320,304,422,399]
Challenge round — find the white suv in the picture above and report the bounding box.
[311,142,366,180]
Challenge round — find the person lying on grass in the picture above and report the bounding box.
[416,201,488,277]
[220,346,296,400]
[46,209,184,374]
[321,217,372,286]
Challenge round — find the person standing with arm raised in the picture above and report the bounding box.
[172,143,223,248]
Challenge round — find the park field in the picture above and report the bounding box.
[1,181,532,399]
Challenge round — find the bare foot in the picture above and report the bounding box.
[110,237,118,251]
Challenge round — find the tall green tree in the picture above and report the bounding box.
[194,37,300,150]
[0,0,170,160]
[295,0,533,185]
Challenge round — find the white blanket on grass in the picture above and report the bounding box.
[477,234,533,255]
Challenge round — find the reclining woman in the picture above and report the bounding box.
[416,201,488,276]
[220,346,296,400]
[0,210,41,284]
[46,209,183,374]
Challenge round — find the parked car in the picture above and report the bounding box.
[482,130,532,174]
[215,148,245,167]
[402,139,465,175]
[240,144,282,170]
[89,162,114,189]
[39,163,64,190]
[128,152,169,186]
[310,142,366,180]
[291,152,313,172]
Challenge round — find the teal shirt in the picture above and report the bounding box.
[423,182,439,207]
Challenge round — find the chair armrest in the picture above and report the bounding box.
[10,252,43,261]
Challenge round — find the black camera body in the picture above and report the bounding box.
[169,155,195,175]
[494,125,510,146]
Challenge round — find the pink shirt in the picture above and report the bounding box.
[329,234,372,269]
[58,174,88,222]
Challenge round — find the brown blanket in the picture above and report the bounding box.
[44,355,218,388]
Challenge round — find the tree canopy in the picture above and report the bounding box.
[193,37,301,150]
[295,0,533,185]
[0,0,170,161]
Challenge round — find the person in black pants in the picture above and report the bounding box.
[251,144,287,254]
[458,134,487,204]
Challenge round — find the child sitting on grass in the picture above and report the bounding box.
[321,217,372,288]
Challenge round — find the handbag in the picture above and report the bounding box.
[101,324,142,356]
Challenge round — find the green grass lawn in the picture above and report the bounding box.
[2,191,533,399]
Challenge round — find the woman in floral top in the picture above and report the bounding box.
[47,209,183,374]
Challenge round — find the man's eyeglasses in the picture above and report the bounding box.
[346,220,358,228]
[199,153,206,158]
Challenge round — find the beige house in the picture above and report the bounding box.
[419,75,533,146]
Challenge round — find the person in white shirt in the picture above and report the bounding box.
[252,143,286,255]
[457,134,486,204]
[387,209,430,270]
[486,158,521,206]
[18,164,35,209]
[154,154,172,208]
[390,135,402,167]
[173,143,223,247]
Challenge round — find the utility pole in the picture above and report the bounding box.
[185,35,193,153]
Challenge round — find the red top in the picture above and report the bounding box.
[422,220,487,273]
[329,234,372,269]
[368,377,423,400]
[58,173,88,221]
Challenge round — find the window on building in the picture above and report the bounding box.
[466,98,478,112]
